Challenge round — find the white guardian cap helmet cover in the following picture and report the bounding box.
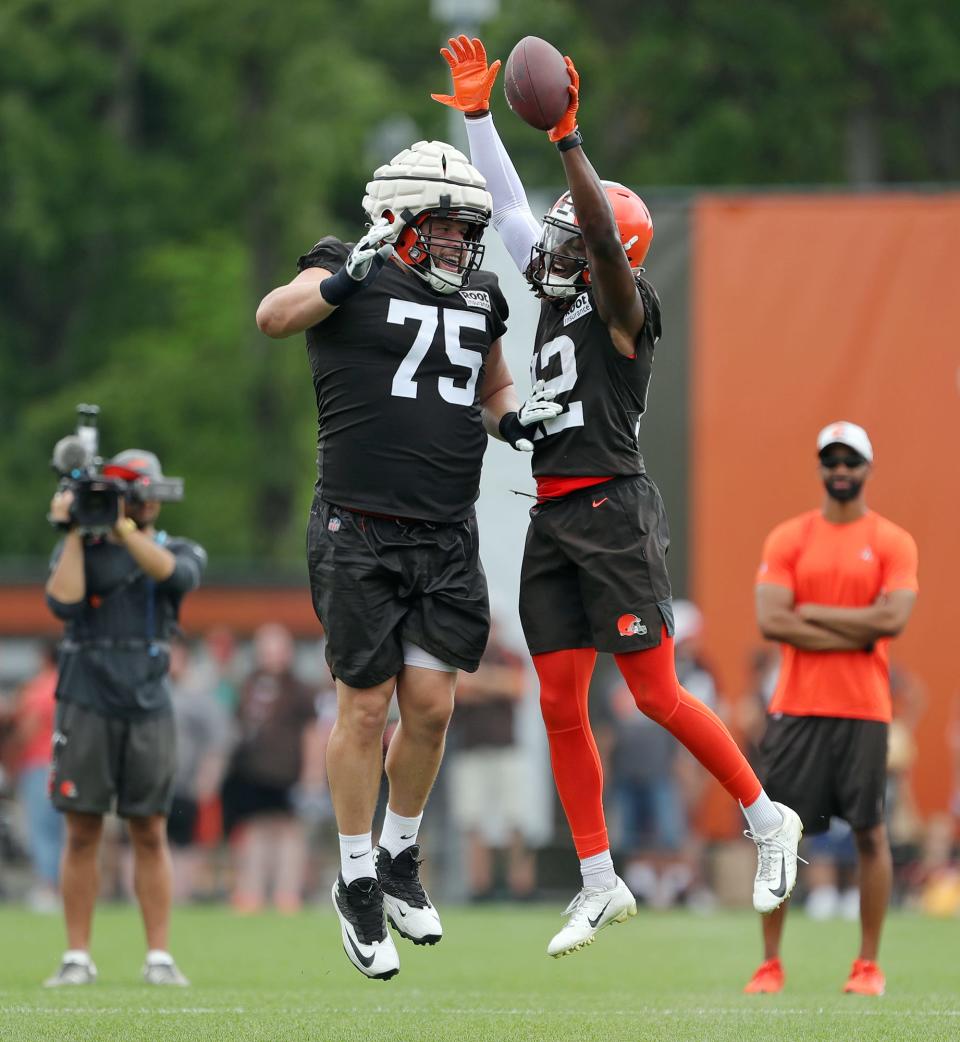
[362,140,493,294]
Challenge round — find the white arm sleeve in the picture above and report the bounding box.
[465,113,541,273]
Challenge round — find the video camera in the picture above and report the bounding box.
[50,404,184,535]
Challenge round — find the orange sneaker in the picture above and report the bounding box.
[744,957,785,994]
[843,958,885,996]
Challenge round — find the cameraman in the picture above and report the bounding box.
[43,450,206,987]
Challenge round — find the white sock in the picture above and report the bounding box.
[378,807,422,858]
[146,949,173,965]
[580,850,617,891]
[63,949,91,965]
[741,790,785,835]
[339,831,375,884]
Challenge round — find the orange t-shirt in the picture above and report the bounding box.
[756,509,918,722]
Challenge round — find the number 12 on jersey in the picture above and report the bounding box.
[530,334,584,439]
[388,299,486,406]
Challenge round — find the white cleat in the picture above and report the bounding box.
[142,955,190,986]
[375,845,442,945]
[547,876,637,959]
[747,802,805,914]
[332,876,400,981]
[44,956,97,987]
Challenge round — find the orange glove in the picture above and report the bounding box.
[547,56,580,142]
[431,34,501,113]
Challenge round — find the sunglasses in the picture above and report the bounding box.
[819,454,866,470]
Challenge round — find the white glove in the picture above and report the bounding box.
[345,218,397,281]
[320,219,398,307]
[499,379,563,452]
[519,379,563,426]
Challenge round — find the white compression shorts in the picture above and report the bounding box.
[402,641,458,673]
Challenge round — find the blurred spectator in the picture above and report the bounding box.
[736,646,781,772]
[8,643,63,911]
[188,625,238,716]
[166,637,231,902]
[602,601,719,908]
[221,624,317,913]
[886,666,925,854]
[802,820,860,921]
[448,623,535,901]
[916,813,960,918]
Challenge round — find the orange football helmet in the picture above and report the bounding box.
[527,182,653,300]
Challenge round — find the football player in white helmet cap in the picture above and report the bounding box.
[255,140,561,982]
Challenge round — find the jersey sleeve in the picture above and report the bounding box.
[637,277,663,348]
[489,278,509,342]
[297,236,349,275]
[756,522,798,591]
[880,525,919,594]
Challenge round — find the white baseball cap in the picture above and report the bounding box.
[816,421,873,463]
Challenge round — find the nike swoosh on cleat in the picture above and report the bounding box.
[345,933,376,969]
[592,498,608,508]
[769,854,787,899]
[397,908,406,918]
[587,900,611,928]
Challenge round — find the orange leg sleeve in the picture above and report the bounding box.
[615,628,761,806]
[533,648,610,858]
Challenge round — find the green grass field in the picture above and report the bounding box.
[0,905,956,1041]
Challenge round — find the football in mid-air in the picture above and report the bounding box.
[503,36,571,131]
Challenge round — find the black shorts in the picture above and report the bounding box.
[307,498,490,689]
[167,795,199,847]
[519,475,674,656]
[50,701,176,818]
[760,714,889,834]
[220,774,293,836]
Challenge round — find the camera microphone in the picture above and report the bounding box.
[52,435,93,477]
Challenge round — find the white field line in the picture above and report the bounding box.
[1,1007,959,1018]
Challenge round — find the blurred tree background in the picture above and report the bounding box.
[2,0,958,574]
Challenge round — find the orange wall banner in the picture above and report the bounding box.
[692,193,960,818]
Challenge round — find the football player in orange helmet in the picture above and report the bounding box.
[528,183,653,299]
[434,34,803,963]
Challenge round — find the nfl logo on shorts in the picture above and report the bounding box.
[328,517,341,533]
[617,613,647,637]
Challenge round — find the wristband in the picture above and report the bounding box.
[498,411,527,449]
[556,129,583,153]
[318,266,365,307]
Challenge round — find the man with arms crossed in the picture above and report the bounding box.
[746,421,918,996]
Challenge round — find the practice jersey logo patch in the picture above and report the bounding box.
[563,292,593,326]
[860,546,874,561]
[458,289,491,312]
[617,613,648,637]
